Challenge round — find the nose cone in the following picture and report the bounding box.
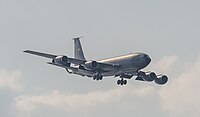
[144,54,151,65]
[145,57,151,65]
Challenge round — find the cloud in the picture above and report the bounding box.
[15,85,165,117]
[148,55,179,74]
[13,54,200,117]
[159,54,200,117]
[0,69,23,92]
[15,89,123,112]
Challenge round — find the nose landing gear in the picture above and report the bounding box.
[117,78,127,85]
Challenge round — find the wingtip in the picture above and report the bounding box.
[23,50,29,53]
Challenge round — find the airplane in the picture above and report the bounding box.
[23,37,168,85]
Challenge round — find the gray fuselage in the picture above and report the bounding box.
[97,53,151,77]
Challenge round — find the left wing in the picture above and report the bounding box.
[23,50,86,65]
[23,50,57,59]
[23,50,120,74]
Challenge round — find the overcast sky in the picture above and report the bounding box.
[0,0,200,117]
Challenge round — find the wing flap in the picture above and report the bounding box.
[47,62,96,77]
[47,62,77,71]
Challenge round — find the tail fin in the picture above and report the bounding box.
[73,37,86,60]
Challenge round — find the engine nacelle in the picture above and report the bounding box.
[154,75,168,85]
[138,72,157,82]
[83,61,99,70]
[52,56,69,65]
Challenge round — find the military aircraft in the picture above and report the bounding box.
[24,37,168,85]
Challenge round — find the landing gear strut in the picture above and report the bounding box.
[93,74,103,81]
[117,78,127,85]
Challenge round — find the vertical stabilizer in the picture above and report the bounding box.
[73,37,86,60]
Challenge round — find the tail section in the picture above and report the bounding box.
[73,37,86,60]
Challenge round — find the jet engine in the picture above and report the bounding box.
[138,71,157,82]
[154,75,168,85]
[52,56,69,65]
[83,61,99,70]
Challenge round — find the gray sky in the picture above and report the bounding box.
[0,0,200,117]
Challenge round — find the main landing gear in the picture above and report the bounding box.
[117,78,127,85]
[93,74,103,81]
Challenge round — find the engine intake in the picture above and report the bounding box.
[138,71,157,82]
[154,75,168,85]
[52,56,69,65]
[84,61,99,70]
[143,72,157,82]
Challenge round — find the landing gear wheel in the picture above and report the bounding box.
[93,74,103,81]
[99,75,103,80]
[117,80,121,85]
[123,80,127,85]
[120,81,123,85]
[117,79,127,85]
[93,75,97,80]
